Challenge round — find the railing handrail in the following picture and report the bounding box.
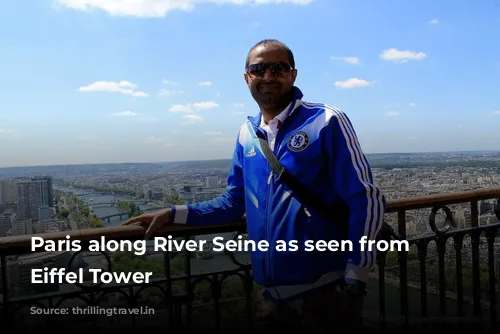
[1,187,499,254]
[386,187,500,212]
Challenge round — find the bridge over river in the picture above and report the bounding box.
[82,199,147,208]
[100,206,162,223]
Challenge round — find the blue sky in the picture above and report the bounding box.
[0,0,499,167]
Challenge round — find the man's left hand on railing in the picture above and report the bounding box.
[122,207,172,238]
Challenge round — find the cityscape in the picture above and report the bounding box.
[0,152,500,328]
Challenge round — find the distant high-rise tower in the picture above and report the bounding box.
[16,177,53,220]
[31,176,53,206]
[16,181,42,219]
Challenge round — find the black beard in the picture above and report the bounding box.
[252,87,293,111]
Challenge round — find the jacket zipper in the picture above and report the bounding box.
[265,168,273,285]
[257,127,273,287]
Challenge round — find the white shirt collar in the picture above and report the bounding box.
[260,101,292,128]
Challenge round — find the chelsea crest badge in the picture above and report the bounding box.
[287,131,309,152]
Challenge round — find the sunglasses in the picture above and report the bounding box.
[246,61,293,78]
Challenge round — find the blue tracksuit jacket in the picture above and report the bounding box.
[171,86,386,288]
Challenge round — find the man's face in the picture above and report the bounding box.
[244,45,297,109]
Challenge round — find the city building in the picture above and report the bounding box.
[0,179,17,204]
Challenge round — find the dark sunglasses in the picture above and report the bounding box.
[246,62,293,78]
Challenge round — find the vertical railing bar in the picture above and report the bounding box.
[454,235,464,317]
[497,257,500,326]
[418,240,428,333]
[213,274,220,331]
[438,236,447,316]
[377,252,387,330]
[470,200,482,322]
[129,285,137,328]
[183,236,192,330]
[244,269,254,330]
[397,210,409,328]
[418,241,428,319]
[1,255,10,330]
[163,250,174,329]
[486,229,497,329]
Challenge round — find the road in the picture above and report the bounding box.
[61,195,79,231]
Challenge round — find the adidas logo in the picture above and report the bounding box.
[246,146,256,157]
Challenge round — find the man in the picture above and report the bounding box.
[124,39,386,332]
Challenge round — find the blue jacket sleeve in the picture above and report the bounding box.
[325,110,386,283]
[170,131,246,226]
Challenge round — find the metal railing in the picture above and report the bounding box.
[0,188,499,332]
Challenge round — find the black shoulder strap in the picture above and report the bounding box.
[257,136,349,233]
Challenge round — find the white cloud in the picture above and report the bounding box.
[428,19,439,24]
[148,137,163,143]
[163,79,180,85]
[159,89,184,97]
[0,128,17,136]
[334,78,373,89]
[379,48,427,63]
[457,124,464,128]
[77,135,99,141]
[198,81,212,86]
[169,101,219,112]
[112,111,137,116]
[56,0,313,18]
[385,111,399,116]
[192,101,219,110]
[139,115,158,122]
[330,56,359,64]
[232,102,244,108]
[182,114,203,124]
[112,111,157,121]
[78,81,148,97]
[169,104,192,113]
[409,102,416,107]
[212,136,236,143]
[204,131,222,136]
[493,110,500,114]
[148,137,174,147]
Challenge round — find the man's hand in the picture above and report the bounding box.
[122,208,172,238]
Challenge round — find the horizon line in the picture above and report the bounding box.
[1,149,499,170]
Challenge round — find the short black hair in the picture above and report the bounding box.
[245,39,295,69]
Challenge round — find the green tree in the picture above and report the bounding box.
[59,209,70,219]
[88,214,104,228]
[81,207,90,217]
